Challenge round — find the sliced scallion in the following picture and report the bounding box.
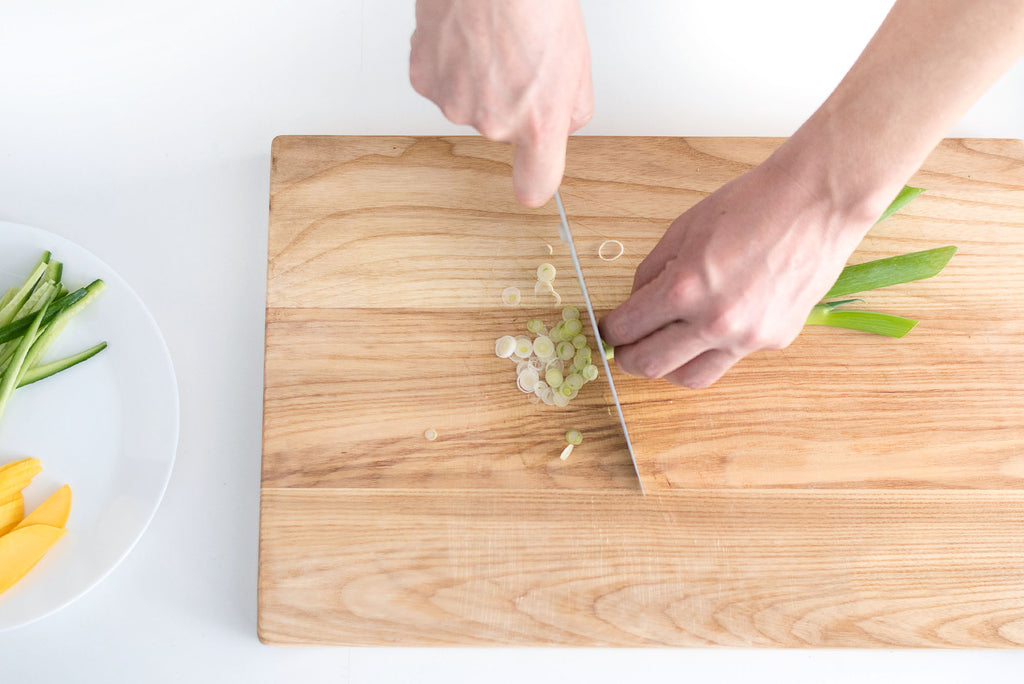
[495,335,516,358]
[537,263,556,282]
[501,287,522,306]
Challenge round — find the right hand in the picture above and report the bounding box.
[410,0,594,207]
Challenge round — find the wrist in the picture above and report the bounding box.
[769,104,918,248]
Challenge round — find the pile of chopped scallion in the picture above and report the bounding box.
[495,303,600,407]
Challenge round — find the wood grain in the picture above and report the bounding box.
[258,488,1024,647]
[260,136,1024,646]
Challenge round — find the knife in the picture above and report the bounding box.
[554,191,645,495]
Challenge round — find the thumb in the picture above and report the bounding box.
[512,134,567,208]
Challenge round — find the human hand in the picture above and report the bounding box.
[409,0,593,207]
[599,157,883,389]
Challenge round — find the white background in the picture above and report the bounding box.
[2,1,1024,681]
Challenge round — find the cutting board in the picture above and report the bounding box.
[259,136,1024,647]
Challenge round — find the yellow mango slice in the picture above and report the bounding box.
[16,484,71,531]
[0,458,42,504]
[0,524,66,595]
[0,494,24,536]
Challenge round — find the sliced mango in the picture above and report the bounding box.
[0,458,42,503]
[0,494,23,536]
[0,524,66,595]
[16,484,71,531]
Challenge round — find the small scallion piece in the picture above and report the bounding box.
[565,429,583,446]
[501,287,522,306]
[537,263,556,282]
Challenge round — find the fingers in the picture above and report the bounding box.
[512,135,567,208]
[600,267,698,348]
[569,52,594,134]
[663,349,742,389]
[612,321,710,380]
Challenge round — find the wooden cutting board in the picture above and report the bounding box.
[259,136,1024,647]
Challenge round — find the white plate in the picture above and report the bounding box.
[0,221,178,631]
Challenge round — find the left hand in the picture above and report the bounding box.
[599,156,879,389]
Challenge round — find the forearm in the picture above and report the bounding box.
[777,0,1024,235]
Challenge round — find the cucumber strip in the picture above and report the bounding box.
[0,257,49,327]
[21,279,106,373]
[805,305,918,338]
[44,259,63,284]
[824,246,957,299]
[0,287,16,310]
[0,287,90,346]
[0,296,53,421]
[17,342,107,388]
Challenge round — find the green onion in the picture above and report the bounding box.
[537,263,556,282]
[562,318,583,337]
[532,335,555,359]
[805,305,918,337]
[875,185,925,224]
[824,246,957,298]
[565,373,584,391]
[565,429,583,446]
[571,334,587,349]
[545,368,564,388]
[526,318,545,334]
[556,341,575,361]
[561,306,580,321]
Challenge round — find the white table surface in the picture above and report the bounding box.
[2,1,1023,681]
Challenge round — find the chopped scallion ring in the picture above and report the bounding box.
[582,364,599,382]
[571,335,587,349]
[552,392,570,407]
[556,341,575,361]
[533,335,555,359]
[559,443,574,460]
[565,429,583,446]
[517,369,539,392]
[598,240,624,261]
[563,318,583,337]
[561,306,580,321]
[545,368,564,388]
[514,336,533,358]
[501,286,522,306]
[495,335,516,358]
[565,374,584,391]
[537,263,557,282]
[526,318,545,334]
[424,428,438,441]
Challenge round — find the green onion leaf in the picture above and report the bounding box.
[876,185,925,224]
[824,246,957,298]
[805,304,918,338]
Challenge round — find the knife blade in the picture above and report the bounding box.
[554,191,645,495]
